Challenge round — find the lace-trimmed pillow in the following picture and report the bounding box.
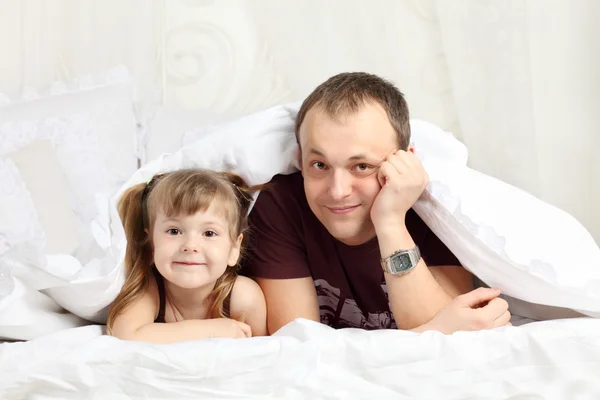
[0,150,44,326]
[0,67,138,233]
[0,156,43,256]
[5,139,80,255]
[0,139,80,303]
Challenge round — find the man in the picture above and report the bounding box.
[243,72,510,334]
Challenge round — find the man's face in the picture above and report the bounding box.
[299,101,398,246]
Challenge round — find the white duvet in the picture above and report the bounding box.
[2,318,600,399]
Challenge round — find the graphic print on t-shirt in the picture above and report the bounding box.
[314,279,397,329]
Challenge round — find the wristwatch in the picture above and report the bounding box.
[380,246,421,275]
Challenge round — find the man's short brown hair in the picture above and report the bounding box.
[295,72,411,150]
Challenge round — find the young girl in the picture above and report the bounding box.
[106,168,267,343]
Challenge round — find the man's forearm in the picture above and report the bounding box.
[377,224,452,329]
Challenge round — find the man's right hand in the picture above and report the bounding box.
[420,287,511,334]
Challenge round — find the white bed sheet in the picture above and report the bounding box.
[1,318,600,399]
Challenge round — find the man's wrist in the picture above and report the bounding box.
[372,211,408,232]
[374,221,408,236]
[375,220,417,260]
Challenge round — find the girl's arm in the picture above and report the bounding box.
[229,276,268,336]
[110,277,251,343]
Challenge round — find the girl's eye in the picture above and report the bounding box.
[166,228,180,235]
[311,161,327,170]
[204,230,218,238]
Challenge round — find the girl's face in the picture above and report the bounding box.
[151,202,242,290]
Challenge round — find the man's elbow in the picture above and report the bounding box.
[431,265,474,298]
[267,315,293,335]
[266,312,319,335]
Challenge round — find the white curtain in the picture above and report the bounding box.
[0,0,160,104]
[435,0,600,243]
[1,0,598,243]
[157,0,460,125]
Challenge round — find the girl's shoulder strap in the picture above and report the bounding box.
[152,266,166,323]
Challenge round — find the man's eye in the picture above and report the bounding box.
[354,163,371,172]
[166,228,180,235]
[311,161,326,170]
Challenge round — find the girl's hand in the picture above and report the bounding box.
[209,318,253,338]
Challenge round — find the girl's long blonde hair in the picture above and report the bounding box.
[106,169,260,333]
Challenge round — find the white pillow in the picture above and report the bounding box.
[0,67,138,329]
[0,156,44,256]
[0,144,87,340]
[0,66,138,233]
[5,140,80,255]
[143,105,229,164]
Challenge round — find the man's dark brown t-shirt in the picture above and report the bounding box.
[242,172,460,330]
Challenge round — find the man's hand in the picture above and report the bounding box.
[370,148,429,231]
[420,287,511,334]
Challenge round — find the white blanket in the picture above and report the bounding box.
[2,318,600,399]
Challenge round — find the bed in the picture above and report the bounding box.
[3,318,600,399]
[1,1,600,399]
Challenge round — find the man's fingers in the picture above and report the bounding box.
[377,161,397,187]
[387,150,429,186]
[478,297,510,321]
[386,150,414,173]
[460,287,502,308]
[494,310,512,327]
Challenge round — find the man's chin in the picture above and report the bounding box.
[328,227,371,246]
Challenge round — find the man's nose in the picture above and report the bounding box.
[328,170,352,200]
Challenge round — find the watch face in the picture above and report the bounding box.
[391,252,412,273]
